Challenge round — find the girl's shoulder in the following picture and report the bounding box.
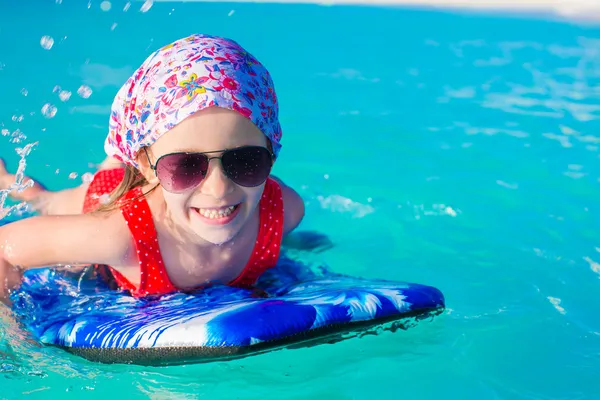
[267,176,305,235]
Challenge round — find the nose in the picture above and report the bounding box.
[198,158,234,199]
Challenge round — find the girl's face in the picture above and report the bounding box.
[142,107,270,246]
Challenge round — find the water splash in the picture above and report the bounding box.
[0,142,38,221]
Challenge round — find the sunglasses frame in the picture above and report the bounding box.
[143,145,275,191]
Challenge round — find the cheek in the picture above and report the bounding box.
[241,185,264,208]
[162,191,190,213]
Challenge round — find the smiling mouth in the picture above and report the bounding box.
[191,203,241,224]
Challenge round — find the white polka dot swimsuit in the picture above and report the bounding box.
[83,168,285,297]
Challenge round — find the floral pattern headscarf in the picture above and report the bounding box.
[104,34,282,168]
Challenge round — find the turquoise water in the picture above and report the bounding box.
[1,0,600,398]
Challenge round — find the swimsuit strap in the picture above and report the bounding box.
[82,168,125,213]
[118,187,177,297]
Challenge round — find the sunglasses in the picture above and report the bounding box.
[145,145,274,193]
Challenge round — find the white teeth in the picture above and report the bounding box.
[197,205,236,219]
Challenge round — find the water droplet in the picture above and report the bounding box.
[445,206,457,217]
[77,85,92,98]
[40,36,54,50]
[140,0,153,13]
[228,10,235,16]
[20,88,28,96]
[11,115,24,122]
[100,1,111,11]
[59,90,72,102]
[10,129,26,143]
[1,129,9,136]
[145,38,154,51]
[56,0,62,3]
[82,172,94,183]
[53,85,61,93]
[123,1,130,11]
[41,104,57,118]
[87,0,92,9]
[111,22,118,31]
[68,172,78,179]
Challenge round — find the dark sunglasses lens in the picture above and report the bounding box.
[221,147,272,187]
[156,153,209,192]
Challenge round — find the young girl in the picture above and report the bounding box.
[0,33,305,303]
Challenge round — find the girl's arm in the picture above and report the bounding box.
[0,211,132,303]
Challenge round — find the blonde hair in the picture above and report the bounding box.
[95,164,158,212]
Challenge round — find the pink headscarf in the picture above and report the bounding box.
[104,34,282,168]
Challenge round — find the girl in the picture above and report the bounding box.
[0,34,305,303]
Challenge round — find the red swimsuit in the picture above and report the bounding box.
[82,168,284,297]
